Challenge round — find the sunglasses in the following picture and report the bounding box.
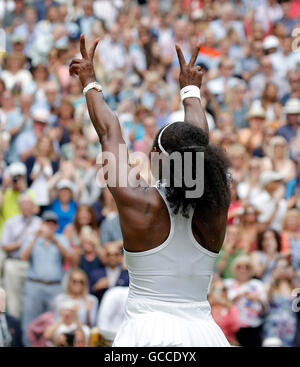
[236,264,251,269]
[71,279,85,285]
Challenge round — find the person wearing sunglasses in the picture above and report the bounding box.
[53,268,98,328]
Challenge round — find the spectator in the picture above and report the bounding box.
[251,229,282,284]
[261,136,297,183]
[263,256,297,346]
[89,242,129,302]
[20,210,70,346]
[209,278,240,345]
[239,205,264,253]
[277,98,300,143]
[225,255,267,346]
[100,188,122,246]
[49,179,78,234]
[25,135,59,210]
[64,205,99,250]
[1,194,41,319]
[252,171,291,231]
[71,226,105,279]
[44,299,89,347]
[53,268,98,328]
[0,162,36,239]
[217,224,244,279]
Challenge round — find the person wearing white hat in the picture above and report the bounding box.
[251,170,290,232]
[0,162,37,240]
[277,98,300,142]
[262,35,288,78]
[48,178,78,234]
[15,107,52,162]
[263,35,280,54]
[238,103,266,152]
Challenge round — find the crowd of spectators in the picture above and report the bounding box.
[0,0,300,347]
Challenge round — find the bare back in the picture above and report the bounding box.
[113,186,228,254]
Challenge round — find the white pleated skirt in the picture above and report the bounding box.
[113,298,230,347]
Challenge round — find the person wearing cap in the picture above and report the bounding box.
[251,170,291,232]
[276,98,300,142]
[1,194,41,319]
[262,35,287,77]
[20,210,70,346]
[0,162,37,240]
[48,178,78,234]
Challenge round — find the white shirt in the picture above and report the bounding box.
[251,190,288,232]
[106,266,121,288]
[1,214,42,259]
[30,162,53,206]
[0,70,33,91]
[97,37,125,71]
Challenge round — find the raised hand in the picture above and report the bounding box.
[69,34,100,88]
[175,43,203,89]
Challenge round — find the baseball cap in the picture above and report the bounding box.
[259,171,285,187]
[42,210,58,222]
[56,179,75,193]
[32,108,50,124]
[263,35,279,50]
[8,162,27,177]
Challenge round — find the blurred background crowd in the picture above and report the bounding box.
[0,0,300,347]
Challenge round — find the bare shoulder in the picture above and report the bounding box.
[113,186,171,253]
[192,206,228,254]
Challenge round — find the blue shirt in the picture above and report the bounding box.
[22,234,70,282]
[100,214,122,245]
[49,199,77,233]
[276,125,298,142]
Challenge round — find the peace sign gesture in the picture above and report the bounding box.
[69,34,101,87]
[175,43,203,90]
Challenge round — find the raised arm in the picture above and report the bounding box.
[69,35,125,146]
[175,44,209,136]
[69,35,137,205]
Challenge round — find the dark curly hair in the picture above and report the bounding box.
[152,122,231,217]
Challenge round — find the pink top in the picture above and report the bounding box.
[211,305,240,344]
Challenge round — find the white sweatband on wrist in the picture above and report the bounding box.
[180,85,201,103]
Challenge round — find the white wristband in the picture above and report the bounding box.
[83,81,103,96]
[180,85,201,103]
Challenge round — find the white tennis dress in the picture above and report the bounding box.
[113,184,230,347]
